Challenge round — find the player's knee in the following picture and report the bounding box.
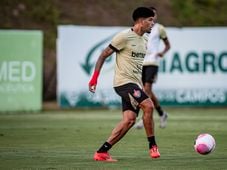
[144,101,154,114]
[125,117,136,127]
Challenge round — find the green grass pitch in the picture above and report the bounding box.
[0,108,226,170]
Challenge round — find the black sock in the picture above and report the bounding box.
[147,136,157,149]
[155,106,164,117]
[97,142,112,153]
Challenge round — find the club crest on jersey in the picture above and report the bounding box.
[133,89,141,98]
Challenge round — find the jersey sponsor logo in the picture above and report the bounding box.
[132,51,145,58]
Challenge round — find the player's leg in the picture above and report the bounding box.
[143,65,168,128]
[144,82,168,128]
[106,110,136,145]
[94,83,138,162]
[139,98,160,158]
[144,82,160,107]
[94,110,136,162]
[134,65,166,129]
[117,83,159,158]
[140,98,154,136]
[124,83,160,158]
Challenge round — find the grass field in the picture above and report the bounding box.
[0,108,226,170]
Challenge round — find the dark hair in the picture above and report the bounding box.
[132,7,154,21]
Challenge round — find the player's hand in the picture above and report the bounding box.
[89,84,97,93]
[88,70,100,93]
[88,79,97,93]
[157,52,164,58]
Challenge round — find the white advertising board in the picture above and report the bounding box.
[57,26,227,107]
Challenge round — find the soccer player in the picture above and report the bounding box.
[134,6,171,129]
[88,7,160,162]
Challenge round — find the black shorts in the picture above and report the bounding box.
[142,65,159,84]
[114,83,149,116]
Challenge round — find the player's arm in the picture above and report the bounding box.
[157,25,171,57]
[88,46,115,93]
[157,38,170,57]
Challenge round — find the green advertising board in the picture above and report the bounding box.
[0,30,43,111]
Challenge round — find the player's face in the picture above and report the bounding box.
[143,17,154,33]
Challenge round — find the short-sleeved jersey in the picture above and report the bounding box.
[143,23,167,66]
[110,28,148,88]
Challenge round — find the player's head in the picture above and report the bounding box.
[132,7,154,33]
[132,7,154,21]
[149,6,157,22]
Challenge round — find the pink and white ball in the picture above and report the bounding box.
[194,133,216,155]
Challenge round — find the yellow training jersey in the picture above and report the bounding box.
[110,28,148,88]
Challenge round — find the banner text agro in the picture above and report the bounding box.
[160,51,227,73]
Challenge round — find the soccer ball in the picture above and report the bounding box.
[194,133,216,155]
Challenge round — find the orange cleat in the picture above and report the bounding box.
[93,152,118,162]
[150,145,160,158]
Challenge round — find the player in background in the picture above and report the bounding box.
[89,7,160,162]
[134,6,171,129]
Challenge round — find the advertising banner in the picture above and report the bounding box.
[0,30,43,111]
[57,26,227,107]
